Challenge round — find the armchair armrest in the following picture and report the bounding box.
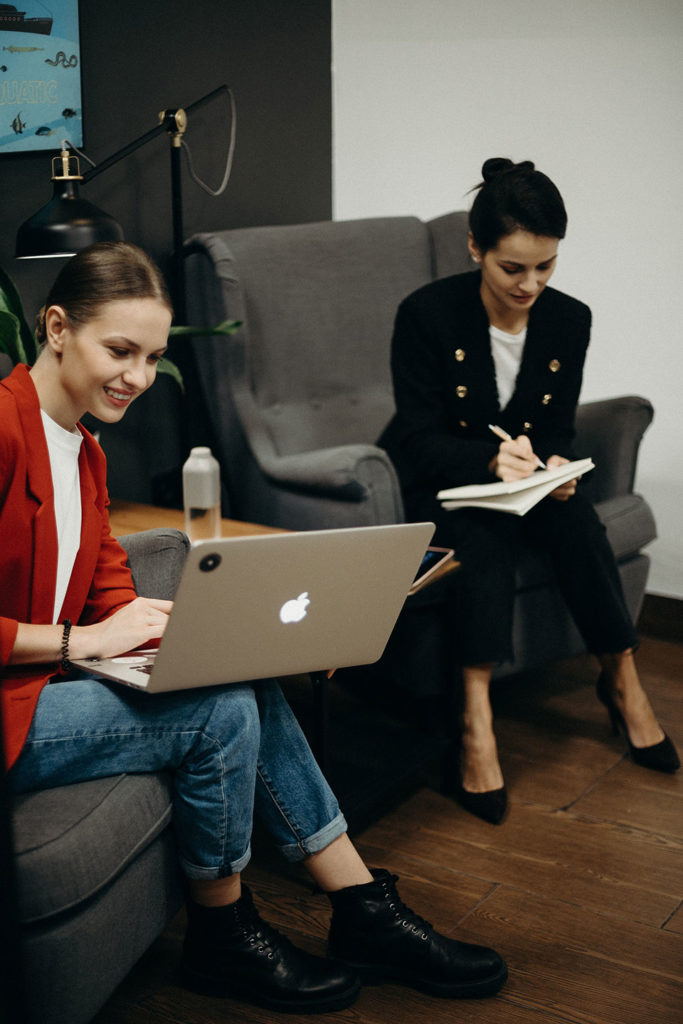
[256,443,401,502]
[117,528,189,601]
[574,396,654,503]
[243,443,405,530]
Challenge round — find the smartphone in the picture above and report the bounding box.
[409,546,456,594]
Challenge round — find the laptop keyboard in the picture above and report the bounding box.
[134,663,154,676]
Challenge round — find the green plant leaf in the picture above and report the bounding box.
[156,356,185,393]
[0,310,29,365]
[168,319,241,338]
[161,320,241,392]
[0,264,37,365]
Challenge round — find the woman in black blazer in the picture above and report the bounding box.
[380,159,679,824]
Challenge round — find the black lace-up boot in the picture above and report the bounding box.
[182,885,361,1013]
[327,869,507,998]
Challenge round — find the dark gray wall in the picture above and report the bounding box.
[1,0,332,318]
[0,0,332,505]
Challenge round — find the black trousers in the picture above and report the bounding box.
[407,489,638,667]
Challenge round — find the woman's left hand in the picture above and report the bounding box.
[546,454,579,501]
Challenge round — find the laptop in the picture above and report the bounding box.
[71,522,435,692]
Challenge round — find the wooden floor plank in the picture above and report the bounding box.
[357,789,682,927]
[460,886,683,1024]
[571,764,683,839]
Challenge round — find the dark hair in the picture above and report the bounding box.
[36,241,173,346]
[468,158,568,254]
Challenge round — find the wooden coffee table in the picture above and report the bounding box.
[108,499,282,539]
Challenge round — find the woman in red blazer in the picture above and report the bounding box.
[1,242,507,1012]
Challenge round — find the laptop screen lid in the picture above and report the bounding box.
[74,522,434,692]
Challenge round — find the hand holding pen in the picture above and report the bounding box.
[488,423,547,480]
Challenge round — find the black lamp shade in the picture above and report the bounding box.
[15,180,124,259]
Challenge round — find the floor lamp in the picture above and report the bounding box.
[15,84,234,321]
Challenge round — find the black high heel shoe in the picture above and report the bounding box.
[596,672,680,773]
[443,741,509,825]
[456,781,508,826]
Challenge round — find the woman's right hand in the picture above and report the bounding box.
[9,597,173,667]
[488,435,541,482]
[71,597,173,660]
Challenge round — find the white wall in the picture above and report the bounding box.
[332,0,683,598]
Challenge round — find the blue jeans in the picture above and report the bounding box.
[7,676,346,879]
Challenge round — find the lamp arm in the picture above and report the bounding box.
[80,120,169,184]
[80,85,230,185]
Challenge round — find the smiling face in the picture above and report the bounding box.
[38,297,171,430]
[469,229,559,331]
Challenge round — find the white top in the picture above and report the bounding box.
[489,324,527,411]
[41,411,83,623]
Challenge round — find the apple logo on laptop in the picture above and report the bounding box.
[279,592,310,624]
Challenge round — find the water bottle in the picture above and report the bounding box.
[182,446,221,544]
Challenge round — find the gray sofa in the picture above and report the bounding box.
[7,528,189,1024]
[183,214,656,687]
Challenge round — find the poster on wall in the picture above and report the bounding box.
[0,1,82,153]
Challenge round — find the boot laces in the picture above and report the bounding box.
[379,873,432,941]
[234,897,293,960]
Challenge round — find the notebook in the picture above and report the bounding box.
[437,458,594,516]
[71,522,435,691]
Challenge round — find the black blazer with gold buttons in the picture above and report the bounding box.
[378,270,591,503]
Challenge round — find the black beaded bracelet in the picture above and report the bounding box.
[61,618,72,672]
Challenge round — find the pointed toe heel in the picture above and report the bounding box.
[596,672,680,774]
[457,783,508,825]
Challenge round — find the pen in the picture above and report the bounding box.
[488,424,547,470]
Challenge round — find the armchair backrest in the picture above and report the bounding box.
[185,212,471,447]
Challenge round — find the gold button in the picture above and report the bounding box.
[549,359,560,373]
[542,394,552,405]
[456,385,467,398]
[459,420,468,428]
[523,421,533,431]
[455,348,466,362]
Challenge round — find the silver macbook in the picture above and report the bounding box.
[72,522,435,692]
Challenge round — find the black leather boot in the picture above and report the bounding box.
[182,885,361,1013]
[328,869,507,998]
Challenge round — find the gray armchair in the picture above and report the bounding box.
[183,212,473,528]
[8,528,189,1024]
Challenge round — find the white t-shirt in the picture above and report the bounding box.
[489,324,527,411]
[41,411,83,623]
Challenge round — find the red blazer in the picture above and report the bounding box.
[1,365,137,771]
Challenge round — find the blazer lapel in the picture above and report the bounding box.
[8,367,59,623]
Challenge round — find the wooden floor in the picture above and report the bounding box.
[93,636,683,1024]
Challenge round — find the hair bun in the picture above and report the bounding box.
[481,158,513,182]
[481,157,535,182]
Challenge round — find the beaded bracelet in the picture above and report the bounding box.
[61,618,72,672]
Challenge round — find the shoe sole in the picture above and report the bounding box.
[180,964,362,1013]
[333,959,508,998]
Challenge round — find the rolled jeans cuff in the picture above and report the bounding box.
[180,840,253,880]
[278,811,348,863]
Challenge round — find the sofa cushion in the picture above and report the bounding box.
[13,773,174,924]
